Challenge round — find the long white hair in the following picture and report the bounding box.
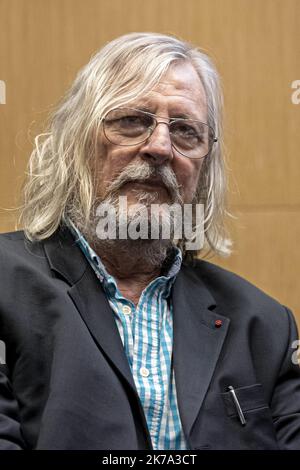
[20,32,231,258]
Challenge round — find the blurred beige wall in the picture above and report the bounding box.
[0,0,299,323]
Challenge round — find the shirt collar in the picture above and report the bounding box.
[67,219,182,298]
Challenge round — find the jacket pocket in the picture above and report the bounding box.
[221,383,268,418]
[220,383,279,449]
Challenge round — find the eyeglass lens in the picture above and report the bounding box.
[103,108,214,159]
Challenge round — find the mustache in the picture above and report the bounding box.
[102,160,183,204]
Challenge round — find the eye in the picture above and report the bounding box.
[172,122,197,136]
[170,121,203,141]
[113,114,152,131]
[119,115,143,126]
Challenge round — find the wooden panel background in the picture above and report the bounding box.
[0,0,299,322]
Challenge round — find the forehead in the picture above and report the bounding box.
[131,61,207,119]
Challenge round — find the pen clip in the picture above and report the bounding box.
[228,385,246,426]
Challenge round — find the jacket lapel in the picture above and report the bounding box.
[43,226,139,394]
[68,268,138,393]
[172,264,230,441]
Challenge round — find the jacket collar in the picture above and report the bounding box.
[43,224,87,285]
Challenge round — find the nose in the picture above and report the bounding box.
[140,121,174,166]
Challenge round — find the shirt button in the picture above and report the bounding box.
[122,305,132,315]
[140,367,150,377]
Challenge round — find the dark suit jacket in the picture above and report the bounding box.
[0,227,299,450]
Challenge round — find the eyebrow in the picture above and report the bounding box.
[130,105,201,121]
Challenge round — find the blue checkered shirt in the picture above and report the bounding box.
[68,222,188,450]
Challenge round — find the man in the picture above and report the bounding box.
[0,32,299,450]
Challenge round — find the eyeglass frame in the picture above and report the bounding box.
[102,107,218,160]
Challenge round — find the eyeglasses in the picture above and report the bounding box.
[102,107,218,159]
